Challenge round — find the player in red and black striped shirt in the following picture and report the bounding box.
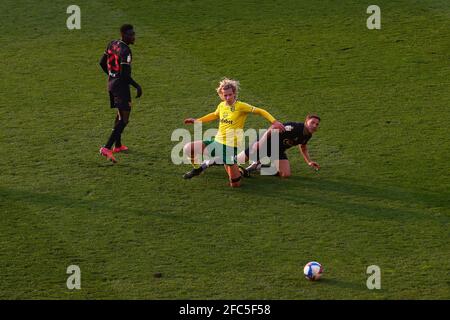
[99,24,142,163]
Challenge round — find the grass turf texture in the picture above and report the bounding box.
[0,0,449,299]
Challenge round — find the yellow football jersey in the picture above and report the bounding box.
[213,101,256,147]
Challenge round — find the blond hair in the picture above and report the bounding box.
[216,78,240,100]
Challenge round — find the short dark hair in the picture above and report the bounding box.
[120,24,134,34]
[306,114,321,122]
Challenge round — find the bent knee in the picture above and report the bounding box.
[119,117,129,125]
[183,143,194,156]
[229,174,242,187]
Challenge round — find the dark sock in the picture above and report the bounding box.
[200,159,215,170]
[114,117,121,148]
[200,163,208,170]
[105,120,127,149]
[192,166,204,174]
[115,135,122,148]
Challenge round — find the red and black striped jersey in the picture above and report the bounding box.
[104,39,133,90]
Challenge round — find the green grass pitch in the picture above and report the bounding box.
[0,0,449,299]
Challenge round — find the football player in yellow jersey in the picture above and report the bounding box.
[182,78,285,187]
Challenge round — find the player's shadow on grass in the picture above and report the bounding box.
[239,174,449,223]
[297,176,449,209]
[0,187,199,223]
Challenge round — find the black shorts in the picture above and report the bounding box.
[109,88,131,111]
[245,136,288,161]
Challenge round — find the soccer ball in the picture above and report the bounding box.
[303,261,323,281]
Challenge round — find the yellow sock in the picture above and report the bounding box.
[187,156,200,169]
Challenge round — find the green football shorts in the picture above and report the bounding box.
[203,138,238,165]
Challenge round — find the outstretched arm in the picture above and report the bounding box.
[184,112,219,124]
[299,144,320,170]
[252,107,285,132]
